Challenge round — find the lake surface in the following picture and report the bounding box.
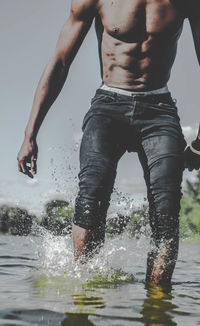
[0,232,200,326]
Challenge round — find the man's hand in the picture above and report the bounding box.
[17,138,38,178]
[184,138,200,171]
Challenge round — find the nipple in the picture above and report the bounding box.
[113,27,119,34]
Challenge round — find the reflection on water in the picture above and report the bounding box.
[32,272,179,325]
[0,234,200,325]
[72,294,105,309]
[33,272,106,314]
[141,284,177,326]
[61,314,96,326]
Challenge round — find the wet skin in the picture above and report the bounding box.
[72,0,185,282]
[95,0,184,90]
[17,0,200,284]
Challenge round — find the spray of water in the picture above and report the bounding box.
[33,225,149,288]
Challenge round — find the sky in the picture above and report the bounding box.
[0,0,200,216]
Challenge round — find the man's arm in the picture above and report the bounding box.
[17,0,96,177]
[184,16,200,170]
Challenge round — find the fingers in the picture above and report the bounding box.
[17,157,34,178]
[17,139,38,178]
[25,161,34,178]
[183,147,200,171]
[18,158,26,173]
[185,163,200,172]
[184,159,193,171]
[18,161,23,173]
[185,161,195,171]
[31,155,37,175]
[194,164,200,170]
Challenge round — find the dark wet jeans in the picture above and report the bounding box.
[73,88,187,241]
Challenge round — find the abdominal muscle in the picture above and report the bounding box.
[101,30,179,91]
[97,0,184,91]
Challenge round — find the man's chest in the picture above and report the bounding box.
[97,0,183,40]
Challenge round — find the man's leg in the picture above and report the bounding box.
[73,114,125,262]
[138,133,185,284]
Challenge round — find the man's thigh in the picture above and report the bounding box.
[139,132,185,215]
[73,114,126,229]
[80,114,125,168]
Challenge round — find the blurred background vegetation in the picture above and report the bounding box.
[1,172,200,240]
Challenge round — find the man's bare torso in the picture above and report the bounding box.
[93,0,185,91]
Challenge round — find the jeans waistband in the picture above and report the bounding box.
[100,83,169,97]
[96,88,175,106]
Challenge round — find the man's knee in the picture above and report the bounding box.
[73,157,117,230]
[149,186,181,245]
[73,195,109,229]
[79,158,117,198]
[73,195,100,229]
[150,211,179,245]
[150,181,183,215]
[73,163,114,230]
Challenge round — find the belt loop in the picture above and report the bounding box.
[132,94,138,101]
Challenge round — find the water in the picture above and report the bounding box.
[0,233,200,326]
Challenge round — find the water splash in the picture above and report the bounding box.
[34,228,149,287]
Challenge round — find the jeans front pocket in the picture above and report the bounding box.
[91,93,116,105]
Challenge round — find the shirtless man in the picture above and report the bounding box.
[17,0,200,284]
